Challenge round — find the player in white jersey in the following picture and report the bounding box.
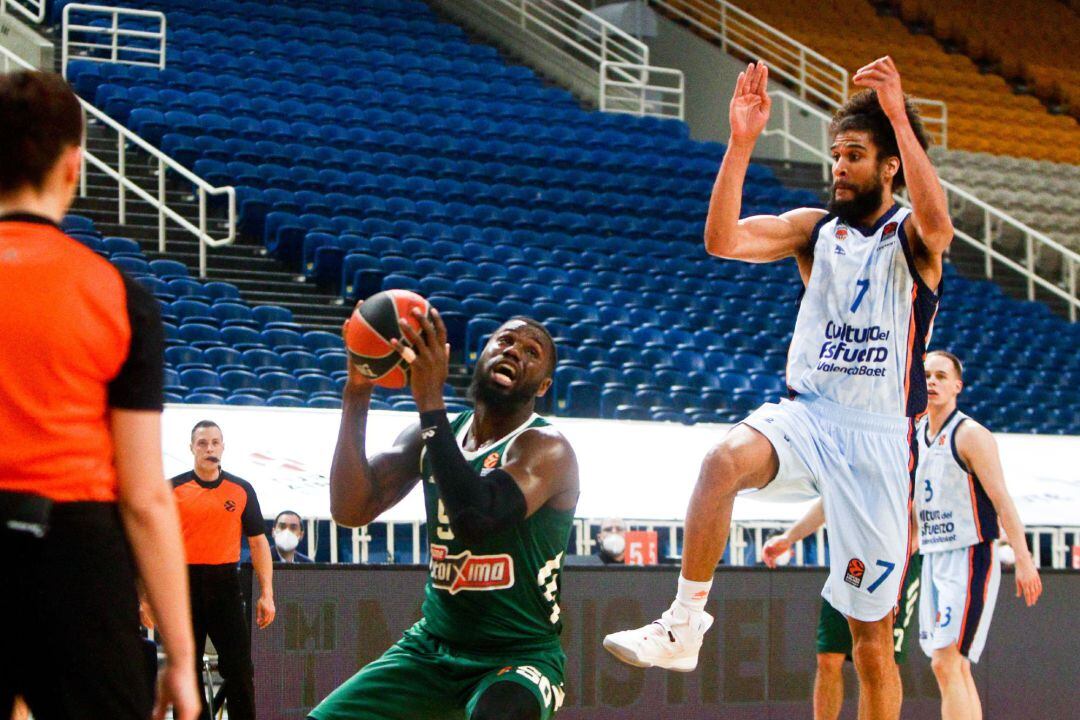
[605,57,953,719]
[916,351,1041,720]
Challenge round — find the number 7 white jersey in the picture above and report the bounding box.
[786,205,940,418]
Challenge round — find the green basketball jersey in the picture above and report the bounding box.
[419,410,575,652]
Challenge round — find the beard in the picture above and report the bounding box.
[468,366,542,408]
[827,176,885,226]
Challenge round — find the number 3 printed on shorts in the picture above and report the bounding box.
[851,278,870,313]
[866,559,895,594]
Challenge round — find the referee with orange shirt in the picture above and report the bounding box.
[169,419,275,720]
[0,70,197,719]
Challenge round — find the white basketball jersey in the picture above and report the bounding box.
[915,410,999,553]
[786,206,939,417]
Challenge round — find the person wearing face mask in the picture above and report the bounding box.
[271,510,313,563]
[596,518,627,564]
[169,420,275,720]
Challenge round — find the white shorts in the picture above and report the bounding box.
[742,395,914,622]
[918,542,1000,663]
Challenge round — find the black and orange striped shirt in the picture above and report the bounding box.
[0,214,163,502]
[171,469,264,565]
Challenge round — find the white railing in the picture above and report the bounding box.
[487,0,651,74]
[911,97,948,149]
[447,0,685,119]
[764,90,1079,320]
[0,0,46,23]
[600,60,684,118]
[1,45,235,278]
[650,0,848,109]
[650,0,949,147]
[61,4,166,77]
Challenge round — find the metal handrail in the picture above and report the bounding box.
[62,4,166,76]
[456,0,683,118]
[763,90,1079,319]
[911,97,948,149]
[650,0,848,108]
[1,44,236,278]
[489,0,650,69]
[650,0,949,147]
[600,60,685,118]
[0,0,46,23]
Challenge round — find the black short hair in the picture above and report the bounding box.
[190,419,222,441]
[927,350,963,380]
[0,71,83,194]
[508,316,557,377]
[274,510,303,527]
[828,89,930,192]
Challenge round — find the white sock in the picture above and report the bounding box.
[675,575,712,614]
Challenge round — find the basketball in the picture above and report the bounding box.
[344,289,431,388]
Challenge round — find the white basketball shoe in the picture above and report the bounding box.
[602,600,714,672]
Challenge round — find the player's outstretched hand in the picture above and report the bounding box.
[853,56,907,122]
[1014,556,1042,607]
[729,61,771,145]
[395,307,449,412]
[761,534,792,569]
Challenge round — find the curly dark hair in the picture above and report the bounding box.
[828,89,930,192]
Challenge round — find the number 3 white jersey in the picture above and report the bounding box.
[786,206,940,418]
[915,410,999,553]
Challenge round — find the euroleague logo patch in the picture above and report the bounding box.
[836,226,848,241]
[845,558,865,588]
[224,500,236,512]
[483,452,501,469]
[882,221,898,238]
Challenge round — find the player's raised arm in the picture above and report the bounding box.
[955,422,1043,607]
[853,56,953,257]
[704,62,823,263]
[329,316,424,527]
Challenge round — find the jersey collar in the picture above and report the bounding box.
[849,203,901,237]
[0,212,62,230]
[924,406,961,446]
[456,411,540,460]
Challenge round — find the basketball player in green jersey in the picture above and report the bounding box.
[310,310,579,720]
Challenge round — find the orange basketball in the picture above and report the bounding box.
[344,289,431,388]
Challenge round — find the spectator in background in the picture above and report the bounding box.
[271,509,314,563]
[0,70,197,720]
[170,420,275,720]
[596,518,627,564]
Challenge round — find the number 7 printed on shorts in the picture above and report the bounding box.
[866,559,895,594]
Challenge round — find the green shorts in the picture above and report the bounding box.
[816,552,922,663]
[309,621,566,720]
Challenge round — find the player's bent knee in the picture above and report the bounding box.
[700,428,776,493]
[930,649,964,679]
[471,682,541,720]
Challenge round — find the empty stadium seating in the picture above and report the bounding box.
[698,0,1080,163]
[933,148,1080,257]
[892,0,1080,123]
[53,0,1080,434]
